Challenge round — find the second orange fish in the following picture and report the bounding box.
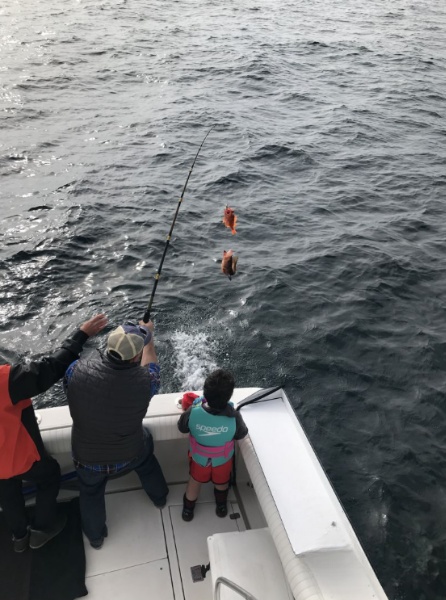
[221,250,238,280]
[222,206,237,235]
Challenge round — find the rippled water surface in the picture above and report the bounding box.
[2,0,446,597]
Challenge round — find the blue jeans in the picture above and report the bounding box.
[76,429,168,543]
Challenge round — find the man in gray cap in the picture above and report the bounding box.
[65,320,168,549]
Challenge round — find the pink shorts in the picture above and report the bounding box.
[188,453,233,485]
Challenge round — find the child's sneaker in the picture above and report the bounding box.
[182,495,196,522]
[215,504,228,518]
[214,487,229,518]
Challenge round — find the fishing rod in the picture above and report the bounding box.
[142,125,214,323]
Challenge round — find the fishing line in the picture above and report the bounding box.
[142,126,214,323]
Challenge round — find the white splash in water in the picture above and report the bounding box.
[171,330,218,391]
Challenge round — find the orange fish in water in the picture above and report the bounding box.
[222,206,237,234]
[221,250,238,280]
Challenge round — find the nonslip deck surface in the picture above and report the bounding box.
[84,484,246,600]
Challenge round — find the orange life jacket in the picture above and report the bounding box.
[0,364,40,479]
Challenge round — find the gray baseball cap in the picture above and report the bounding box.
[107,323,151,361]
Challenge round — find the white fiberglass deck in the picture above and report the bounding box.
[84,484,245,600]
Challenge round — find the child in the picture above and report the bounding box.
[177,369,248,521]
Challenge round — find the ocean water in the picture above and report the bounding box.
[2,0,446,597]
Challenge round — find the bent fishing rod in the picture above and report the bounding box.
[142,126,214,323]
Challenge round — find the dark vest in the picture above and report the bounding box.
[67,355,154,464]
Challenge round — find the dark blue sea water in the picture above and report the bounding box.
[2,0,446,597]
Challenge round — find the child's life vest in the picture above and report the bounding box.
[188,398,236,467]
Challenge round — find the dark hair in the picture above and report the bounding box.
[203,369,235,410]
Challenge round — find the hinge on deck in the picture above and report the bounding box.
[190,562,210,582]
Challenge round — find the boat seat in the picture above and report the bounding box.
[40,414,187,456]
[207,528,293,600]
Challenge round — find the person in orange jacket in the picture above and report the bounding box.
[0,313,107,552]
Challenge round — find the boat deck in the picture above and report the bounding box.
[83,483,245,600]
